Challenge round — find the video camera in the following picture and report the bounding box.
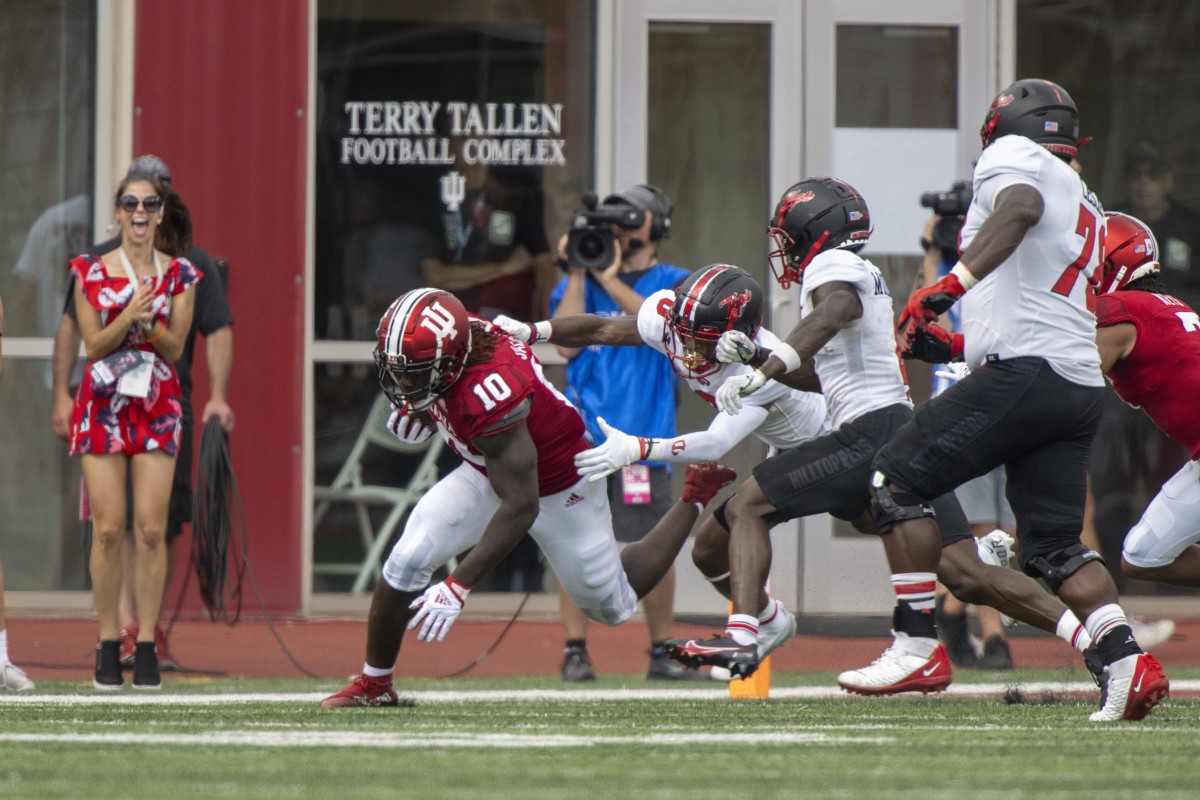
[565,193,646,270]
[920,181,973,254]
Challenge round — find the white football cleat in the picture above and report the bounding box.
[757,600,797,661]
[838,632,952,696]
[1088,652,1168,722]
[1129,617,1175,651]
[0,661,35,692]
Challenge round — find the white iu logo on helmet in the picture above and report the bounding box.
[419,299,459,343]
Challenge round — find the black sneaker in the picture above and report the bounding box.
[93,640,122,690]
[665,635,760,679]
[647,646,709,681]
[560,647,597,682]
[977,635,1013,670]
[935,594,978,667]
[132,641,161,690]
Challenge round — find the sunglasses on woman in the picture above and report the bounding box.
[118,194,163,213]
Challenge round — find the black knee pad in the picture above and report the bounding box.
[1026,542,1105,594]
[711,498,732,532]
[868,471,936,535]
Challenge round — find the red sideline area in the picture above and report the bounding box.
[8,615,1196,684]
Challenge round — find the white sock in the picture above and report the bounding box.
[1055,610,1092,650]
[725,614,759,646]
[0,628,8,663]
[1083,603,1128,646]
[362,664,394,679]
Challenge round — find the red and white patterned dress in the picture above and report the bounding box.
[68,253,202,457]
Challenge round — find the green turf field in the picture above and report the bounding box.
[2,669,1196,799]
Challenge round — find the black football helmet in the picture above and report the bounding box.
[980,79,1083,158]
[664,264,763,379]
[767,177,871,289]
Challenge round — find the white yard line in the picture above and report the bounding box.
[0,731,894,748]
[0,680,1198,704]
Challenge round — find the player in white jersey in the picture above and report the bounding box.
[665,178,1093,688]
[886,79,1168,722]
[496,265,826,662]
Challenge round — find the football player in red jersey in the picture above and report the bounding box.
[1095,212,1200,589]
[322,288,735,707]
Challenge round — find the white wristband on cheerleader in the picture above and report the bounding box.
[772,341,803,374]
[950,262,979,291]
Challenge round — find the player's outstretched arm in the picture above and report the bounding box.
[493,312,641,349]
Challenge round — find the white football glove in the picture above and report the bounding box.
[716,330,757,364]
[715,369,767,415]
[574,417,650,482]
[492,314,539,344]
[934,362,971,385]
[407,577,472,642]
[386,407,433,445]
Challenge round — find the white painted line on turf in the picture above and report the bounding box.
[0,731,893,748]
[0,680,1197,704]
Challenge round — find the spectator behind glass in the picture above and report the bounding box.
[420,136,556,320]
[52,155,235,674]
[68,173,201,691]
[547,183,700,682]
[1112,140,1200,310]
[0,293,36,691]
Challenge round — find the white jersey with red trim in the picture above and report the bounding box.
[427,322,588,495]
[637,290,828,451]
[959,135,1104,387]
[799,250,911,429]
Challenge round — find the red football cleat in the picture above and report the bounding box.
[320,675,401,708]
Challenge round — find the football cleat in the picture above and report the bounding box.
[838,634,952,696]
[647,646,710,681]
[1089,652,1169,722]
[680,463,737,507]
[118,626,137,669]
[321,675,401,708]
[1129,617,1175,651]
[0,661,35,692]
[561,647,597,683]
[665,635,760,679]
[756,600,797,661]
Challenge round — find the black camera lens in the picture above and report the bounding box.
[577,232,606,261]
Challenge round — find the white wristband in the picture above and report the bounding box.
[533,320,553,342]
[950,262,979,291]
[772,341,803,373]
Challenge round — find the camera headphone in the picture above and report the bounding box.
[602,183,673,242]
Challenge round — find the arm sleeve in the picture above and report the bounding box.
[649,403,768,462]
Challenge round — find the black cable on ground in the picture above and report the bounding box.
[439,589,533,679]
[194,416,321,679]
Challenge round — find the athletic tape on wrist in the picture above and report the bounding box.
[950,262,979,291]
[773,342,802,373]
[533,320,553,342]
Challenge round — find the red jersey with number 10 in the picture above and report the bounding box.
[1097,290,1200,458]
[427,321,588,495]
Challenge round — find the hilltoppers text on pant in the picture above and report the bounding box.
[340,100,567,167]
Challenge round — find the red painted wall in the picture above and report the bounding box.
[134,0,308,614]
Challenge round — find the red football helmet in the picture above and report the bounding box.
[374,289,472,411]
[664,265,764,379]
[1096,212,1160,295]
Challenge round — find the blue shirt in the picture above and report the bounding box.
[550,264,690,467]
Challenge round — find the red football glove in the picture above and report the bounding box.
[899,318,964,363]
[897,272,969,338]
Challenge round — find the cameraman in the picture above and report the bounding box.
[548,184,697,682]
[918,198,1015,671]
